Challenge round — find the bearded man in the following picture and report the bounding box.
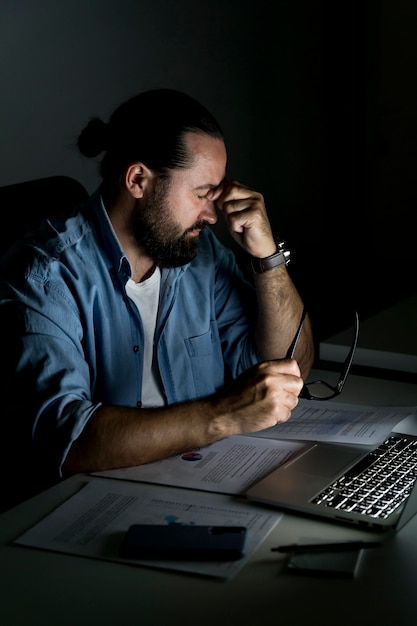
[0,88,313,510]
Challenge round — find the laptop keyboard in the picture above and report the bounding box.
[311,435,417,519]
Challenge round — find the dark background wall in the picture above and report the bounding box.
[1,0,416,347]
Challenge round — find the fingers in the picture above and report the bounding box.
[206,180,275,257]
[263,359,305,410]
[215,180,265,229]
[266,357,302,378]
[214,359,304,437]
[207,179,252,204]
[257,359,302,394]
[258,360,304,422]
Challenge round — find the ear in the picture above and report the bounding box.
[124,162,153,199]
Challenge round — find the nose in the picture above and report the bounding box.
[199,201,218,225]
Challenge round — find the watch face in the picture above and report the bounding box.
[276,240,291,265]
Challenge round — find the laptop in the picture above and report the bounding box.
[246,432,417,531]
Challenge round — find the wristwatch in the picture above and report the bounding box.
[250,239,291,273]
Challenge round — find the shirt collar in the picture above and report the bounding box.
[85,186,190,282]
[86,187,131,275]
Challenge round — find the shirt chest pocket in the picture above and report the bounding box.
[184,326,225,395]
[184,328,214,357]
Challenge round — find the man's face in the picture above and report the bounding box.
[133,132,227,267]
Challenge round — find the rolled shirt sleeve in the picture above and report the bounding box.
[0,189,261,494]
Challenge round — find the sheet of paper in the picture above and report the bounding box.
[15,480,281,580]
[93,403,413,494]
[247,400,414,444]
[93,435,306,494]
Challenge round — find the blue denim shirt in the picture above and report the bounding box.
[0,189,260,489]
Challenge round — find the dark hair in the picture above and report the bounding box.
[77,88,224,184]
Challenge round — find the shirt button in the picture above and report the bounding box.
[133,345,140,353]
[137,401,142,408]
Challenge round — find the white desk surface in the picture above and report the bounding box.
[1,370,417,626]
[319,294,417,374]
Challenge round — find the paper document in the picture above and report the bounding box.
[93,435,306,494]
[93,402,412,495]
[247,400,414,444]
[15,479,280,580]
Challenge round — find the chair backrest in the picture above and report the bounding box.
[0,175,89,255]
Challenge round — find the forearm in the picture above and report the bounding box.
[62,358,305,475]
[211,179,314,379]
[253,265,314,379]
[62,401,218,473]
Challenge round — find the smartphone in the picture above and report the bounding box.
[120,524,247,561]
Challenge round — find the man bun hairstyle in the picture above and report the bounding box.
[77,118,109,158]
[77,88,224,184]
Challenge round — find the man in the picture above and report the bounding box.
[0,88,313,510]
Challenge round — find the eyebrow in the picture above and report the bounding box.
[194,177,226,192]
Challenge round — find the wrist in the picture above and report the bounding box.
[250,239,291,273]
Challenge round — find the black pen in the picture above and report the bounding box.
[271,540,382,553]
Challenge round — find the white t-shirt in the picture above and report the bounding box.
[125,268,165,408]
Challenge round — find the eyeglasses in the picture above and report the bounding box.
[300,311,360,401]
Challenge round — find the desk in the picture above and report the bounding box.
[319,294,417,376]
[1,370,417,626]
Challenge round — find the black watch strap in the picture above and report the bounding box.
[250,240,291,273]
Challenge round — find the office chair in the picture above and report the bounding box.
[0,175,89,255]
[0,175,89,512]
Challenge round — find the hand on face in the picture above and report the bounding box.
[206,179,276,258]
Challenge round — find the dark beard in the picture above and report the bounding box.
[133,178,207,268]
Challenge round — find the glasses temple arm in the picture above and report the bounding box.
[286,306,308,359]
[336,310,360,391]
